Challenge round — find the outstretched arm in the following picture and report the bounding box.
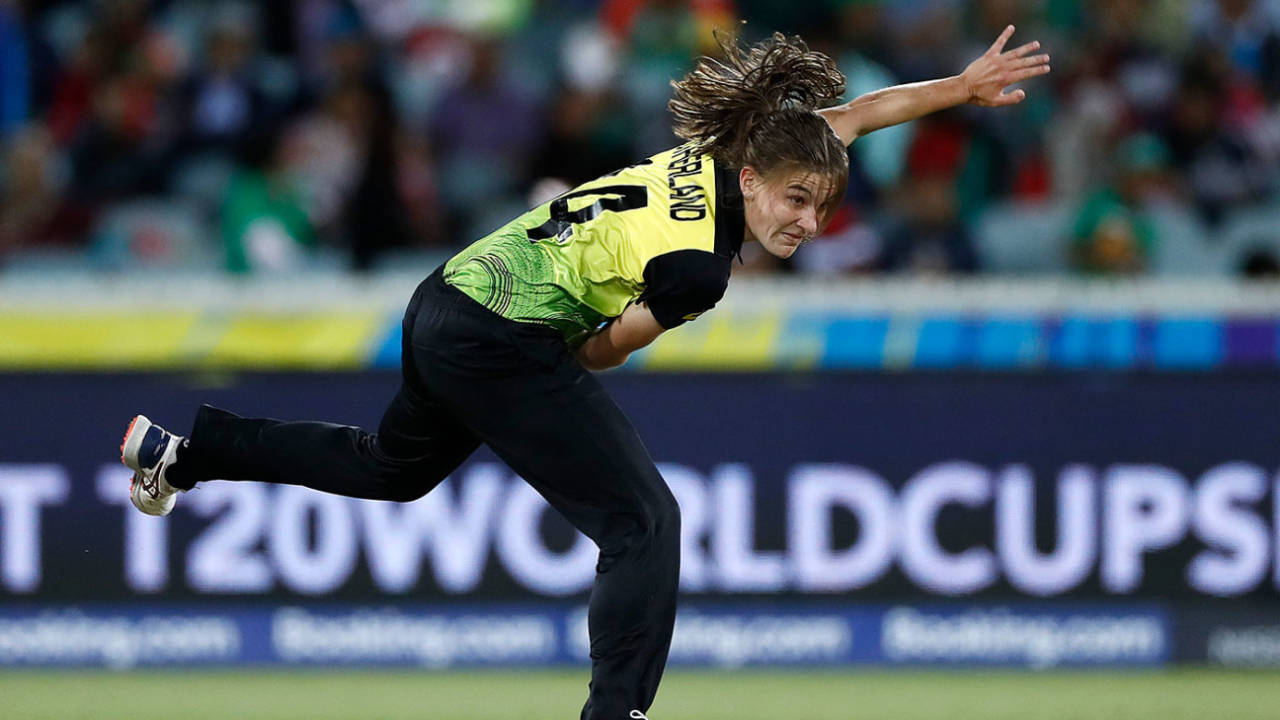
[818,25,1051,146]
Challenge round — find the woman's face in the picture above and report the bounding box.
[740,166,834,259]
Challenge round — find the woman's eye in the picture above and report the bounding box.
[789,196,804,206]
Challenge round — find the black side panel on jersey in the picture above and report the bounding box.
[712,161,746,260]
[638,250,732,329]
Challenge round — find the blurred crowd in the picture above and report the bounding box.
[2,0,1280,277]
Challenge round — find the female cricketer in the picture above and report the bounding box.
[120,26,1048,720]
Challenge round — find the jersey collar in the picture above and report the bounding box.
[712,159,746,262]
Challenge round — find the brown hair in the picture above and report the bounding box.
[669,30,849,217]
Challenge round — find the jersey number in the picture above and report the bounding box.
[527,184,648,243]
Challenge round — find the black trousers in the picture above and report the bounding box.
[172,270,681,720]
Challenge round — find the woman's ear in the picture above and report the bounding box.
[739,166,757,201]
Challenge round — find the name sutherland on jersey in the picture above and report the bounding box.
[667,146,708,221]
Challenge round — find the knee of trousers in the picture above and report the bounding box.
[371,464,448,503]
[634,485,682,553]
[364,437,450,503]
[597,487,681,569]
[654,487,681,545]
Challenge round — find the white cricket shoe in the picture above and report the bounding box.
[120,415,184,516]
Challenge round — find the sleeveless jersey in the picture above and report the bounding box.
[443,144,744,345]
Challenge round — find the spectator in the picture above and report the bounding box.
[879,172,980,275]
[173,3,274,158]
[66,71,172,204]
[877,116,979,276]
[1069,132,1171,275]
[281,79,365,241]
[0,124,92,258]
[1192,0,1280,99]
[56,0,182,204]
[533,18,635,185]
[530,86,635,187]
[1163,50,1270,225]
[343,76,417,269]
[429,34,545,240]
[45,25,113,147]
[608,0,705,155]
[220,128,314,273]
[830,3,910,197]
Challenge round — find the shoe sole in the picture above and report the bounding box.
[120,414,152,472]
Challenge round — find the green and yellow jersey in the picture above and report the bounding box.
[443,144,744,345]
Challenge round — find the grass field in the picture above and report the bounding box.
[3,668,1279,720]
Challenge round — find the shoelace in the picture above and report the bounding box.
[629,712,648,719]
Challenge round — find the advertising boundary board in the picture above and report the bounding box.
[1174,605,1280,666]
[3,371,1280,605]
[0,603,1169,669]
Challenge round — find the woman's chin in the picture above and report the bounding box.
[765,241,800,259]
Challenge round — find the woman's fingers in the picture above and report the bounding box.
[1017,54,1051,69]
[988,25,1016,55]
[1007,40,1041,58]
[992,88,1027,107]
[1017,63,1052,80]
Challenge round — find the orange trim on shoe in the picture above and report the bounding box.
[120,415,140,463]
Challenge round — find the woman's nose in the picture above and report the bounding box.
[798,210,818,235]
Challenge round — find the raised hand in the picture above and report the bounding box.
[960,25,1051,108]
